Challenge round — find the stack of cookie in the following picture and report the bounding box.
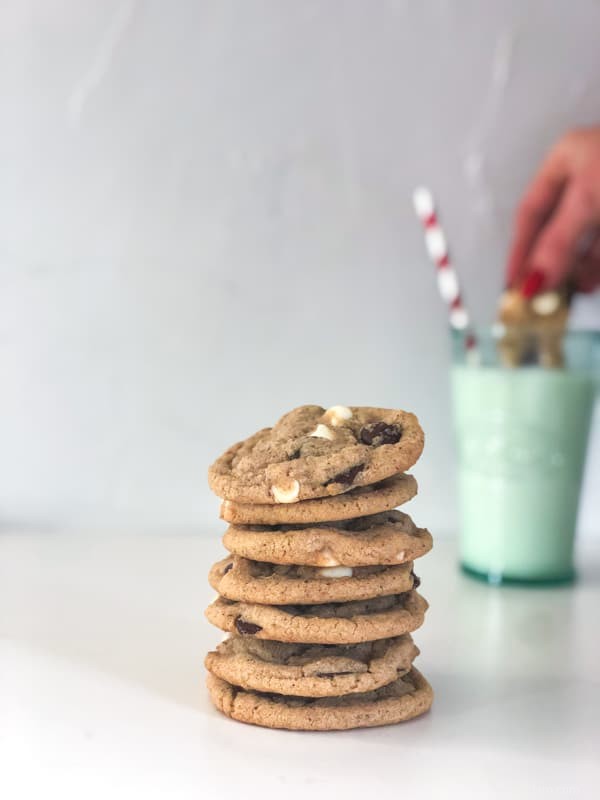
[205,405,433,731]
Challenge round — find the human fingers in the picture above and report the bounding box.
[506,152,568,287]
[525,180,600,290]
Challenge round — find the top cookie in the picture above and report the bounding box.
[208,405,425,504]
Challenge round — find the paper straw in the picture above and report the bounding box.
[412,186,479,361]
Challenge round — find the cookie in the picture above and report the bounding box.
[222,510,433,567]
[205,590,428,644]
[205,634,419,697]
[208,405,424,504]
[220,473,418,526]
[206,667,433,730]
[497,287,570,367]
[209,555,416,605]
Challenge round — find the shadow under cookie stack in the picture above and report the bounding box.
[205,405,434,731]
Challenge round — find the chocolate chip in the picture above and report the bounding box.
[410,570,421,588]
[288,448,301,460]
[324,463,365,487]
[223,562,233,575]
[359,422,402,446]
[234,617,263,635]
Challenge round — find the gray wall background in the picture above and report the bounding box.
[1,0,599,535]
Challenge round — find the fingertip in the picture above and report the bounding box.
[526,240,571,291]
[521,269,546,298]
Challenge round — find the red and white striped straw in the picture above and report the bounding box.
[412,186,478,356]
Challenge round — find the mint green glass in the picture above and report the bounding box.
[451,329,599,585]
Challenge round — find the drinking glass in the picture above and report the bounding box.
[451,328,599,584]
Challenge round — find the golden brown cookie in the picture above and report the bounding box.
[209,405,424,504]
[205,634,419,697]
[222,510,432,567]
[206,667,433,730]
[205,590,428,644]
[208,555,416,604]
[497,287,570,367]
[220,473,418,526]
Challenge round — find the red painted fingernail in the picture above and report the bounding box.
[521,269,545,298]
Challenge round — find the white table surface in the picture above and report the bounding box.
[1,531,599,800]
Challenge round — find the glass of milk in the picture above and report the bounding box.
[451,329,599,584]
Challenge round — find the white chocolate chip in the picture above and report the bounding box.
[309,423,334,440]
[317,566,353,578]
[531,291,561,316]
[395,551,406,562]
[316,548,340,567]
[271,479,300,504]
[324,405,353,427]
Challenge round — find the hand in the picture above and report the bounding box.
[506,126,600,295]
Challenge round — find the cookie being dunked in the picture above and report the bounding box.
[497,283,571,368]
